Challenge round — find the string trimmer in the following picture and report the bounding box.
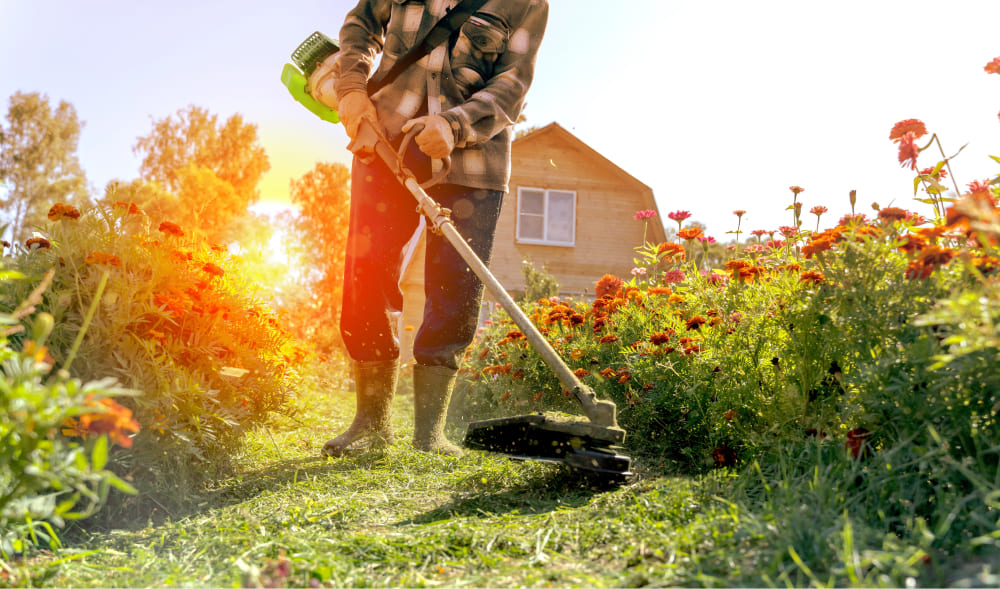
[281,33,633,483]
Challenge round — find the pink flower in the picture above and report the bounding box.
[750,229,767,238]
[789,186,804,196]
[967,180,992,196]
[810,206,828,216]
[697,236,716,244]
[631,267,647,276]
[766,239,786,249]
[744,244,767,255]
[889,119,927,143]
[663,269,686,284]
[668,210,692,222]
[733,210,747,217]
[897,132,920,170]
[839,213,869,225]
[778,226,798,238]
[633,209,658,220]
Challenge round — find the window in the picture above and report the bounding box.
[515,187,576,246]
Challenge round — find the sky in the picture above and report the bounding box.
[2,0,1000,239]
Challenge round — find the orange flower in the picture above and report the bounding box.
[799,270,825,284]
[650,332,672,345]
[712,445,737,467]
[677,227,704,241]
[63,396,141,448]
[656,242,686,261]
[889,119,927,142]
[85,251,122,266]
[599,334,620,344]
[158,221,185,237]
[202,262,225,277]
[48,203,81,221]
[789,186,804,195]
[113,201,145,215]
[573,368,591,378]
[845,427,872,459]
[598,368,616,378]
[916,245,956,267]
[897,234,928,254]
[801,237,834,258]
[25,237,51,250]
[595,274,624,299]
[725,259,751,271]
[685,316,707,330]
[809,206,828,216]
[647,286,673,296]
[984,57,1000,75]
[878,207,909,223]
[724,409,738,422]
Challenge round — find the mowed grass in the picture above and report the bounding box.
[9,372,995,588]
[8,373,761,588]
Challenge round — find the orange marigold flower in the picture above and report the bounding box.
[203,262,225,277]
[573,368,591,378]
[897,234,928,254]
[48,203,81,221]
[799,270,825,284]
[725,260,751,271]
[914,224,948,243]
[113,201,145,215]
[656,242,686,261]
[599,368,616,378]
[677,227,704,241]
[647,286,673,296]
[617,373,632,385]
[599,334,620,344]
[889,119,927,142]
[801,237,834,258]
[595,274,624,299]
[916,245,956,267]
[685,316,707,330]
[724,409,738,422]
[71,396,141,448]
[505,330,525,340]
[158,221,185,237]
[650,332,672,345]
[906,261,934,280]
[667,294,685,304]
[712,445,737,467]
[878,207,910,223]
[85,251,122,266]
[25,237,51,250]
[984,57,1000,75]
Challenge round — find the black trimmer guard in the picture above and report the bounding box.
[464,413,634,482]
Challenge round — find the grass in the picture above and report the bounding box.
[5,370,998,588]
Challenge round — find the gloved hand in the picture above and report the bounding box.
[401,115,455,159]
[338,90,379,141]
[307,53,340,110]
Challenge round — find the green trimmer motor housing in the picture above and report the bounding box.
[281,31,341,124]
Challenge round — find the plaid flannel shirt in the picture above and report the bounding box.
[334,0,548,192]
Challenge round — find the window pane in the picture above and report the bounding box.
[519,215,544,240]
[520,190,545,215]
[547,192,575,243]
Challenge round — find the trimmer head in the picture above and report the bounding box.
[464,413,634,483]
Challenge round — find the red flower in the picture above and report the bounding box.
[48,203,81,221]
[778,226,798,239]
[633,209,657,220]
[158,221,185,237]
[799,270,825,284]
[878,207,910,223]
[712,445,737,467]
[889,119,927,142]
[897,132,920,170]
[685,316,707,330]
[967,179,993,196]
[984,57,1000,75]
[845,428,872,459]
[25,237,51,250]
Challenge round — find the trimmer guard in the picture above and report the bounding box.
[464,414,634,480]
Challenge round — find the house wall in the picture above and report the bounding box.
[489,130,666,299]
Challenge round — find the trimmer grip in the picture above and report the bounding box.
[280,63,340,124]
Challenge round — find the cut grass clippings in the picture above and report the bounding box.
[5,373,997,588]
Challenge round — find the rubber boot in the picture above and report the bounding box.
[322,359,398,457]
[412,364,463,456]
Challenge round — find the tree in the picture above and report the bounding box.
[0,92,88,242]
[132,105,270,240]
[282,161,351,352]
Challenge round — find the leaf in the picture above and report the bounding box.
[92,434,108,471]
[989,155,1000,166]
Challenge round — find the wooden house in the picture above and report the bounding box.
[397,122,666,362]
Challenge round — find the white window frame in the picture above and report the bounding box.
[515,187,577,247]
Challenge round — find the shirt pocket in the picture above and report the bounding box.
[451,13,509,95]
[385,0,425,61]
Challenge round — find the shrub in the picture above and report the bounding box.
[1,201,307,524]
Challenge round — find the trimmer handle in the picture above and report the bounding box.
[348,117,451,190]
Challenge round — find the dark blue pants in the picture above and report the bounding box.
[340,151,504,370]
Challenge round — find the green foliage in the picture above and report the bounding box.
[517,258,559,303]
[0,264,136,557]
[0,91,88,242]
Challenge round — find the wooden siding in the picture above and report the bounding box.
[490,126,666,298]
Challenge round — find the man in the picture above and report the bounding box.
[309,0,548,457]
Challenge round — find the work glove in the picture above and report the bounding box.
[401,115,455,160]
[338,91,379,141]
